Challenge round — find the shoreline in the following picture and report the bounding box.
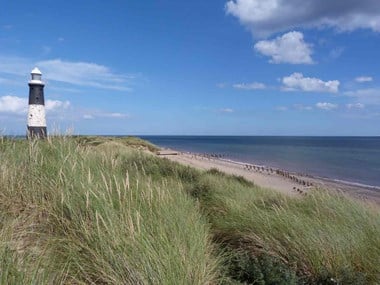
[221,157,380,191]
[157,148,380,204]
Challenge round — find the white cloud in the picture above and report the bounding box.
[254,31,313,64]
[347,103,365,109]
[355,76,373,83]
[219,108,234,113]
[37,59,132,91]
[0,95,128,126]
[0,96,27,114]
[45,100,70,112]
[226,0,380,37]
[0,95,70,115]
[282,73,340,93]
[316,102,338,110]
[233,82,266,90]
[0,56,133,91]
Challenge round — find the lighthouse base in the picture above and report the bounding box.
[27,126,47,139]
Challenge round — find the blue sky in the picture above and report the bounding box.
[0,0,379,135]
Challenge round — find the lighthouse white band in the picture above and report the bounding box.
[27,104,46,127]
[28,79,45,85]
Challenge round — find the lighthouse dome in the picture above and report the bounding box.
[31,67,42,75]
[29,67,44,85]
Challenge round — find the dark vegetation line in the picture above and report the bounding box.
[0,136,379,284]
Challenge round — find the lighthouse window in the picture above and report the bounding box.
[32,74,41,81]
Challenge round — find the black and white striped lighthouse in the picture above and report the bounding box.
[27,67,47,138]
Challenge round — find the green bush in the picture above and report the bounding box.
[222,248,298,285]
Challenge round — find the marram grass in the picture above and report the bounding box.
[126,143,380,284]
[0,137,219,284]
[0,136,379,284]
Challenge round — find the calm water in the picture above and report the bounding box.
[141,136,380,188]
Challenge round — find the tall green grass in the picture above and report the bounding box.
[203,174,380,284]
[0,137,219,284]
[1,136,379,284]
[128,147,380,284]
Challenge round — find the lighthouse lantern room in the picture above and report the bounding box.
[27,67,47,138]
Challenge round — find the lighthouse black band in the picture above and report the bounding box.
[28,84,45,105]
[27,126,47,139]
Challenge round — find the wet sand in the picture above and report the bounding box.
[157,150,380,204]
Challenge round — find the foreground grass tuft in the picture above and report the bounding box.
[0,137,219,284]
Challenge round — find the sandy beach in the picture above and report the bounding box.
[157,150,380,204]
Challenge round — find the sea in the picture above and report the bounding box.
[140,136,380,189]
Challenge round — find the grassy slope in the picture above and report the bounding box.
[0,137,218,284]
[136,153,380,284]
[0,136,379,284]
